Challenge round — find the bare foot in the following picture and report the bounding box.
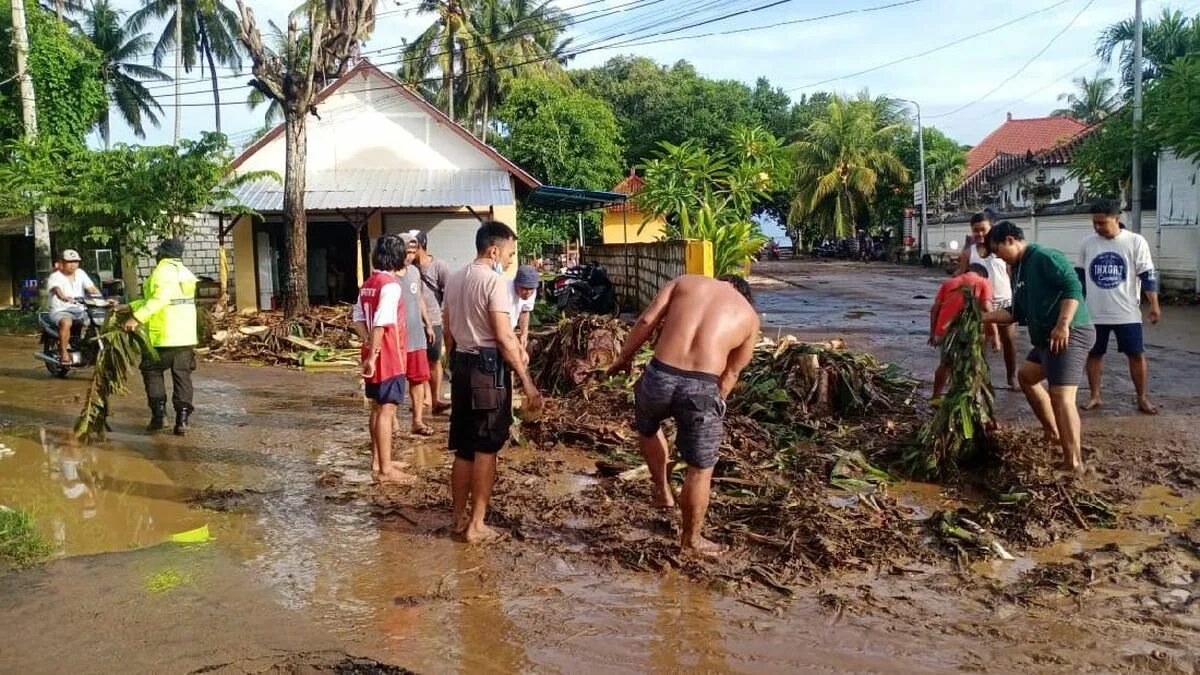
[652,486,676,510]
[1007,379,1020,391]
[1055,460,1086,477]
[377,468,415,485]
[1137,397,1159,415]
[59,351,71,365]
[464,523,503,544]
[451,512,470,536]
[1081,398,1103,411]
[681,536,728,558]
[1042,430,1061,446]
[411,425,436,437]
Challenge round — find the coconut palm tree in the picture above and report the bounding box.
[401,0,474,121]
[130,0,243,132]
[1096,9,1200,95]
[1052,73,1118,124]
[789,95,909,238]
[78,0,170,147]
[459,0,568,141]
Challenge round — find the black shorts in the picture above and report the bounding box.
[449,349,513,460]
[426,325,444,364]
[633,359,725,469]
[365,375,407,405]
[1091,323,1145,356]
[1026,325,1096,387]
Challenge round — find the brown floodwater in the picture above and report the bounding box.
[2,310,1197,673]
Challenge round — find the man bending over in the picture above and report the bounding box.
[607,275,760,556]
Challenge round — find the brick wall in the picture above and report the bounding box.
[133,214,235,302]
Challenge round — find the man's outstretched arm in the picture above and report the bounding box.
[607,280,677,375]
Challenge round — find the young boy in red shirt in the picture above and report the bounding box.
[929,263,994,400]
[353,235,412,483]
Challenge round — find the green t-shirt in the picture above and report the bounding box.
[1012,243,1092,348]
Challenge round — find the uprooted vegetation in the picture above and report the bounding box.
[202,305,360,368]
[371,315,1135,594]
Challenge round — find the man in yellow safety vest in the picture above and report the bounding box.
[124,238,198,435]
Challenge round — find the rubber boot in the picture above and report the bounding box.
[173,407,190,436]
[147,400,167,432]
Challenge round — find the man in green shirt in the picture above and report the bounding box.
[983,222,1095,475]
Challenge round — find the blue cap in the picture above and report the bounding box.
[515,265,539,289]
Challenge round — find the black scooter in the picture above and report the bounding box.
[545,263,616,314]
[34,298,112,377]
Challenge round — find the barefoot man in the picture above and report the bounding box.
[443,221,543,543]
[1077,199,1162,414]
[983,222,1096,475]
[607,275,760,556]
[353,235,411,483]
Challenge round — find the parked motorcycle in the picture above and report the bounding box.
[35,298,112,378]
[546,263,616,315]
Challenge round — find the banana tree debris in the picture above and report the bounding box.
[204,305,361,368]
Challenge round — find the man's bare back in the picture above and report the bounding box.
[651,275,758,377]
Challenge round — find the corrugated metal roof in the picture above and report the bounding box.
[225,168,516,212]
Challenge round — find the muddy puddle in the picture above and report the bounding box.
[3,293,1200,675]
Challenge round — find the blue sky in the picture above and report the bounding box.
[107,0,1175,152]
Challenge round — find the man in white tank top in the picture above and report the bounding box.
[956,212,1018,389]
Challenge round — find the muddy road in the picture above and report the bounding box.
[1,258,1198,673]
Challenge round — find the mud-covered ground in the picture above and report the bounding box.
[1,258,1198,673]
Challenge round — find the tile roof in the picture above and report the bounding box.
[608,170,645,213]
[964,114,1088,178]
[223,168,515,212]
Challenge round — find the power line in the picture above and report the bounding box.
[785,0,1077,92]
[941,57,1095,129]
[927,0,1097,119]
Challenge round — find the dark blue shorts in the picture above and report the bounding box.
[365,375,407,405]
[1091,323,1145,356]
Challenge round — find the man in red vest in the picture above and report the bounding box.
[353,234,411,483]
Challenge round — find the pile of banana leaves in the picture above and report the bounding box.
[74,311,157,442]
[907,289,995,477]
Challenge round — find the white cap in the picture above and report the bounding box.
[60,249,81,262]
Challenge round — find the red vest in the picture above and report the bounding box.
[358,271,407,383]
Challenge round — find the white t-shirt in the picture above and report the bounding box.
[968,245,1011,302]
[46,270,95,313]
[1079,230,1155,325]
[508,281,536,329]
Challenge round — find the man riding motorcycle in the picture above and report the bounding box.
[123,239,198,436]
[46,250,102,365]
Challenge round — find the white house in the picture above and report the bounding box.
[223,58,540,313]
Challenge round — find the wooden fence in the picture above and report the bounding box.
[584,241,690,311]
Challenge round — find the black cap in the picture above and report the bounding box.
[157,238,185,258]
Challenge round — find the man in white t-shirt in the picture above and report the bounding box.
[45,249,102,364]
[509,265,539,357]
[1077,199,1162,415]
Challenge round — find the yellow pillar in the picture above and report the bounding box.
[232,215,257,313]
[685,240,714,277]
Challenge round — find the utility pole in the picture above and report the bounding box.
[1131,0,1144,233]
[10,0,52,305]
[897,98,929,257]
[173,0,183,144]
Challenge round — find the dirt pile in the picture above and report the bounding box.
[202,305,360,368]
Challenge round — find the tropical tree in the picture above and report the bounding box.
[789,94,910,238]
[234,0,378,316]
[401,0,472,121]
[1151,55,1200,160]
[1052,73,1118,124]
[1096,8,1200,95]
[130,0,243,132]
[78,0,169,147]
[637,126,781,276]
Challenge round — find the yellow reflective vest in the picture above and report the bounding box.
[131,258,198,348]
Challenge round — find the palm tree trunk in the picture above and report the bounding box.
[481,95,489,143]
[282,109,310,317]
[102,110,111,150]
[446,29,456,121]
[203,43,222,133]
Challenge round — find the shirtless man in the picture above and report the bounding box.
[607,275,760,556]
